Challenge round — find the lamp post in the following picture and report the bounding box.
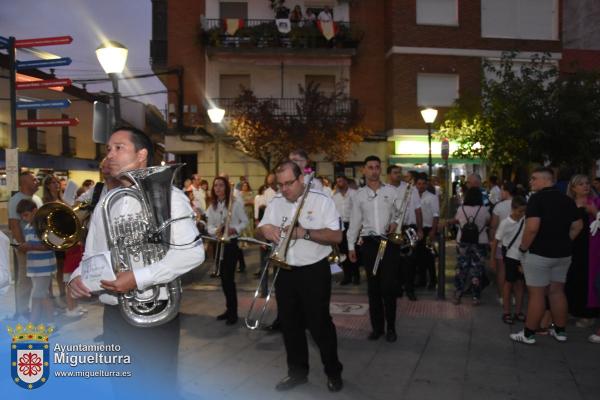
[207,106,226,178]
[96,40,128,126]
[420,107,438,177]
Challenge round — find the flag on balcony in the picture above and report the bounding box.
[276,18,291,34]
[223,18,244,36]
[317,20,338,41]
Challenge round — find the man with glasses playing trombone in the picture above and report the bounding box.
[257,160,344,392]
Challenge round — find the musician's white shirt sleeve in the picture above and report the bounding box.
[230,198,248,235]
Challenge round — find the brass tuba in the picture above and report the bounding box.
[33,202,91,250]
[101,164,193,328]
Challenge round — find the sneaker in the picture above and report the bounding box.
[575,318,595,328]
[588,334,600,344]
[510,330,536,345]
[472,297,481,306]
[64,309,84,318]
[549,327,567,342]
[76,306,88,313]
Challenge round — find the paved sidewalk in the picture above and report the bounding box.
[1,247,598,399]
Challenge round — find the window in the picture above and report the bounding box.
[305,75,336,95]
[481,0,558,40]
[416,0,458,26]
[417,73,459,107]
[219,2,248,19]
[219,74,251,98]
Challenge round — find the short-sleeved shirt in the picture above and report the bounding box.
[8,192,43,234]
[495,216,524,260]
[526,187,578,258]
[24,223,56,277]
[493,199,512,222]
[258,190,341,267]
[419,190,440,228]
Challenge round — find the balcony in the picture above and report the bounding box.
[201,19,362,56]
[212,97,358,120]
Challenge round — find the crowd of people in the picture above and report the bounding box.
[5,126,600,394]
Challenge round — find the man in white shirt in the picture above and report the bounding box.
[69,127,204,394]
[415,174,440,289]
[386,165,423,301]
[348,156,403,342]
[488,175,501,206]
[258,161,343,392]
[332,175,358,284]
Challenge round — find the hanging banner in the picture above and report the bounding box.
[223,18,244,36]
[317,20,338,41]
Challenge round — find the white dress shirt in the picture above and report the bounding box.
[71,186,205,305]
[206,198,248,237]
[489,185,501,205]
[419,190,440,228]
[332,188,356,223]
[394,181,422,226]
[258,190,341,266]
[263,187,278,204]
[347,183,402,251]
[190,185,206,214]
[254,193,266,220]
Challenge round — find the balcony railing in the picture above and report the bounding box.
[212,97,358,119]
[201,19,362,50]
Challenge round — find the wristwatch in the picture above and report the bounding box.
[303,229,311,241]
[518,247,528,253]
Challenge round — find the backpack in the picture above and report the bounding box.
[460,206,482,245]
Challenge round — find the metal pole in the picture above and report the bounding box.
[9,36,17,149]
[109,73,122,126]
[427,123,433,178]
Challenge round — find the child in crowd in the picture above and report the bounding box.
[17,199,56,324]
[491,196,527,324]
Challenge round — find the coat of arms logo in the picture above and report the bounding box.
[7,323,54,390]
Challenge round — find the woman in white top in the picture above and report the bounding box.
[489,182,515,303]
[206,177,248,325]
[447,187,490,305]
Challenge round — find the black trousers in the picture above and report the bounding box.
[103,305,180,395]
[415,227,437,286]
[275,258,343,379]
[361,237,401,333]
[219,240,239,317]
[340,222,360,282]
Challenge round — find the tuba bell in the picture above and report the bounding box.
[101,163,194,328]
[33,202,91,250]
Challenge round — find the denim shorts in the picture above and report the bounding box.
[522,253,571,287]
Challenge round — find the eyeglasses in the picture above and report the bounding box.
[278,179,299,190]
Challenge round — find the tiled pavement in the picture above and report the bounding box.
[1,247,599,399]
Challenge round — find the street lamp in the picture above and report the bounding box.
[96,40,128,126]
[420,107,438,177]
[207,106,225,177]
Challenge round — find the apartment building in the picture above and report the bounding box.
[151,0,562,185]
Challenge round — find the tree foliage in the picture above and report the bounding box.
[226,82,370,171]
[438,53,600,171]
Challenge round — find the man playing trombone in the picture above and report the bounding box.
[257,161,344,392]
[347,155,409,343]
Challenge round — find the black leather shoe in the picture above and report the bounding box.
[225,316,238,325]
[407,291,417,301]
[339,279,351,286]
[367,331,383,341]
[386,330,397,343]
[216,311,228,321]
[327,376,343,392]
[275,375,308,391]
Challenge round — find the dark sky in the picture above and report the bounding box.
[1,0,166,112]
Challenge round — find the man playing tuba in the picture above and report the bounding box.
[68,127,205,394]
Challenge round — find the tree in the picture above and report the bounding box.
[438,53,600,173]
[226,82,370,172]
